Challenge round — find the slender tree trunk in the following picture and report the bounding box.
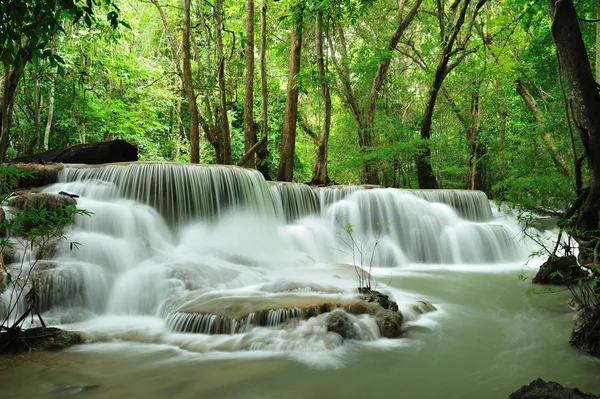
[43,74,56,151]
[277,10,303,182]
[417,62,444,189]
[28,67,42,154]
[596,0,600,82]
[242,0,257,167]
[516,79,570,176]
[257,0,271,179]
[182,0,200,163]
[466,91,484,190]
[309,12,331,186]
[0,66,23,161]
[549,0,600,264]
[214,0,232,164]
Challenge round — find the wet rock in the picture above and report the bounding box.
[0,163,63,189]
[570,305,600,357]
[533,255,588,285]
[0,327,83,356]
[8,192,76,233]
[359,288,399,312]
[508,378,600,399]
[375,309,403,338]
[412,299,437,315]
[326,309,361,340]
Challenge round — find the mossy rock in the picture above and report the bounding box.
[533,255,588,285]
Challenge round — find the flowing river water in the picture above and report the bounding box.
[1,163,599,398]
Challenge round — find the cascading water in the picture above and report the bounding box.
[0,163,526,356]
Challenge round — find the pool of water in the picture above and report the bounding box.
[2,266,598,399]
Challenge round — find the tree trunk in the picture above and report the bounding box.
[309,12,331,186]
[242,0,257,167]
[277,11,303,182]
[417,61,444,189]
[596,0,600,82]
[516,79,570,176]
[182,0,200,163]
[549,0,600,262]
[214,0,232,165]
[43,74,56,151]
[257,0,271,179]
[28,67,42,154]
[0,66,23,161]
[466,91,484,190]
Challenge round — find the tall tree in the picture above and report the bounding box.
[548,0,600,265]
[309,10,331,185]
[416,0,488,189]
[257,0,271,179]
[242,0,257,167]
[328,0,422,184]
[182,0,201,163]
[214,0,232,164]
[278,5,304,182]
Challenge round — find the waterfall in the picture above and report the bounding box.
[269,182,319,222]
[59,163,281,224]
[401,189,493,221]
[0,162,524,348]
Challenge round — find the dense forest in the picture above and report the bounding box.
[1,0,598,211]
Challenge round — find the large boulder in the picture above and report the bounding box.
[533,255,588,285]
[508,379,600,399]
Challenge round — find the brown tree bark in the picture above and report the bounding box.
[43,74,56,151]
[242,0,257,167]
[256,0,271,180]
[597,0,600,82]
[309,12,331,186]
[0,65,23,161]
[277,10,303,182]
[215,0,232,165]
[549,0,600,264]
[182,0,200,163]
[515,79,570,177]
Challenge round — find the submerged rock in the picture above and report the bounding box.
[412,299,437,315]
[374,308,403,338]
[508,378,600,399]
[532,255,588,285]
[326,309,361,340]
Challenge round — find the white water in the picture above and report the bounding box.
[3,163,594,398]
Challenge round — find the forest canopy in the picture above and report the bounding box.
[1,0,597,212]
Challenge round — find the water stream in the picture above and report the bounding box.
[1,163,598,398]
